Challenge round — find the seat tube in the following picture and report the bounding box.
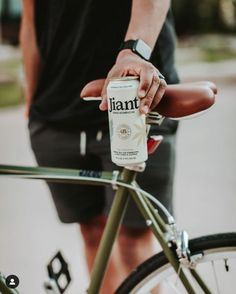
[87,168,136,294]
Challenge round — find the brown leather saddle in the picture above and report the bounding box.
[81,79,217,119]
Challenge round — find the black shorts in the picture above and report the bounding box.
[29,120,176,228]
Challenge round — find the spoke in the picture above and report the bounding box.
[174,264,181,286]
[224,259,229,272]
[211,261,221,294]
[165,279,183,294]
[172,265,188,293]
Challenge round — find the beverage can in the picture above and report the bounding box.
[107,76,148,166]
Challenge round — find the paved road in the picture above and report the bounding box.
[0,65,236,293]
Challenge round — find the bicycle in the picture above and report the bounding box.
[0,80,236,294]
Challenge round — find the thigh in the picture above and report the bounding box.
[134,134,176,222]
[29,120,106,223]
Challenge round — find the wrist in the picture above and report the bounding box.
[118,39,152,61]
[116,49,138,62]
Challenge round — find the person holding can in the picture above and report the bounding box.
[20,0,179,292]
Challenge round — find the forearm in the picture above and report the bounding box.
[20,26,41,100]
[20,0,41,108]
[99,0,170,112]
[124,0,170,49]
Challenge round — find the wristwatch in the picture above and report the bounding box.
[118,39,152,61]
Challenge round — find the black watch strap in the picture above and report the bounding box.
[118,39,149,60]
[119,40,136,51]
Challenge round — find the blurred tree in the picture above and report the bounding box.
[172,0,236,35]
[0,0,21,44]
[219,0,236,29]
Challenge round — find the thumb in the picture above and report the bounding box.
[99,78,110,111]
[80,79,105,98]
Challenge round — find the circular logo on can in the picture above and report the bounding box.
[116,124,131,140]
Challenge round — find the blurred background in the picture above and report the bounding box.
[0,1,236,293]
[1,0,236,108]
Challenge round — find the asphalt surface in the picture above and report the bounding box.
[0,62,236,293]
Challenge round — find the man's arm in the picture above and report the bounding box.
[124,0,170,48]
[20,0,41,116]
[100,0,170,114]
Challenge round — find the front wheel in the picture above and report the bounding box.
[116,233,236,294]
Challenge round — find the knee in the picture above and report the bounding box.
[118,227,153,253]
[80,215,106,248]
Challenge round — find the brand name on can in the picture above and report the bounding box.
[108,97,139,112]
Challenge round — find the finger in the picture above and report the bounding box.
[100,67,124,110]
[139,73,160,114]
[150,78,167,110]
[80,79,105,97]
[138,66,154,99]
[99,77,111,111]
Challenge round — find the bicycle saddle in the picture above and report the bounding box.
[81,79,217,119]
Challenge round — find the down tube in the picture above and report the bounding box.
[128,189,197,294]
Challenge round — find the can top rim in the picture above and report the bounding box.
[109,76,139,81]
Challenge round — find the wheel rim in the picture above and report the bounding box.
[131,247,236,294]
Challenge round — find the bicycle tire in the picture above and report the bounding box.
[116,232,236,294]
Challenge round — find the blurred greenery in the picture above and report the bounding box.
[0,82,22,107]
[203,47,236,62]
[0,0,21,16]
[0,60,23,108]
[173,0,236,35]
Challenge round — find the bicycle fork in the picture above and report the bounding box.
[129,188,212,294]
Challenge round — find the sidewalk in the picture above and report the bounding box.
[178,59,236,82]
[0,44,21,62]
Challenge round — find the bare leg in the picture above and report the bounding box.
[80,216,160,293]
[80,215,126,294]
[118,226,161,293]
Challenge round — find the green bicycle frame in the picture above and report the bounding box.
[87,168,196,294]
[0,164,211,294]
[0,274,19,294]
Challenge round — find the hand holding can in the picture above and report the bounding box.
[107,77,148,166]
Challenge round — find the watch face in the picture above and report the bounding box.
[135,39,152,60]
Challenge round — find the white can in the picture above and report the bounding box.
[107,76,147,166]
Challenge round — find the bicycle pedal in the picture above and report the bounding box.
[44,251,71,294]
